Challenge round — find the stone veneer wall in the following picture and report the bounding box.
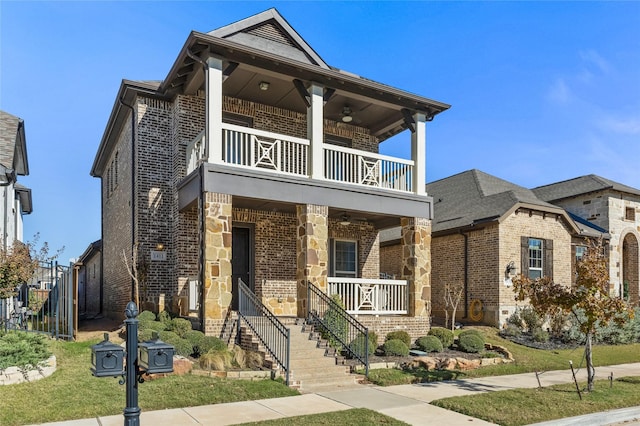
[400,218,432,319]
[296,204,328,317]
[203,192,233,336]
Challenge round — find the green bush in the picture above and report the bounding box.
[427,327,454,348]
[458,329,482,339]
[138,320,167,332]
[158,331,193,357]
[157,310,172,323]
[368,330,379,347]
[137,328,155,342]
[385,330,411,347]
[382,339,409,356]
[458,333,485,353]
[520,306,543,332]
[184,330,206,356]
[0,331,51,371]
[532,328,549,343]
[506,310,523,330]
[200,335,227,353]
[321,294,348,350]
[137,311,156,322]
[167,318,193,338]
[415,335,443,353]
[500,324,522,338]
[349,333,376,356]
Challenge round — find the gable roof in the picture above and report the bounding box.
[208,8,328,69]
[426,169,574,234]
[0,110,29,176]
[533,174,640,202]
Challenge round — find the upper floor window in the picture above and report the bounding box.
[332,239,357,278]
[625,207,635,221]
[521,237,553,280]
[575,245,587,262]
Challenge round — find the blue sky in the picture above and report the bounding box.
[1,1,639,262]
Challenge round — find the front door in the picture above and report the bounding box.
[231,226,253,310]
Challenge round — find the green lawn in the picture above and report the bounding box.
[0,339,298,426]
[432,376,640,426]
[238,408,409,425]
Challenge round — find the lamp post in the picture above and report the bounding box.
[91,301,174,426]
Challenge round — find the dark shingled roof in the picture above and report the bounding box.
[426,169,561,234]
[533,174,640,202]
[0,110,29,175]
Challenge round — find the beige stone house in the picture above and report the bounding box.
[91,9,450,342]
[533,175,640,304]
[381,169,606,327]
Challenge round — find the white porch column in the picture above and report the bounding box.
[206,55,223,164]
[308,83,324,180]
[411,112,427,195]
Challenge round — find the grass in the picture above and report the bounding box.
[238,408,409,425]
[367,327,640,385]
[432,376,640,426]
[0,339,298,426]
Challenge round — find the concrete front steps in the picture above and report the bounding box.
[239,318,364,393]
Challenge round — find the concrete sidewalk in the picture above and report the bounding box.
[30,363,640,426]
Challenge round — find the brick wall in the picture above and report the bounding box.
[430,233,466,321]
[380,243,402,278]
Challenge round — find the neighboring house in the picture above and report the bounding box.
[533,175,640,304]
[91,9,450,340]
[0,110,32,250]
[381,169,606,327]
[74,240,102,319]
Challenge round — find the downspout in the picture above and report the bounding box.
[462,231,469,319]
[198,166,205,331]
[119,97,136,302]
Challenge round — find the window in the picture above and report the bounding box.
[332,240,357,278]
[625,207,635,221]
[528,238,543,279]
[575,245,587,262]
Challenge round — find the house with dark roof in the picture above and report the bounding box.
[381,169,606,327]
[0,110,32,250]
[533,175,640,304]
[91,8,450,385]
[74,240,102,319]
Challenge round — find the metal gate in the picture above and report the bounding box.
[0,261,74,340]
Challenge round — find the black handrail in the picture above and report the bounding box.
[307,281,369,376]
[237,278,290,385]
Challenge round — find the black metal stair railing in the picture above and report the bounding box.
[307,281,369,376]
[237,278,291,384]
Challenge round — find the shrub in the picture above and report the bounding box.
[157,331,193,358]
[184,330,206,356]
[349,333,376,356]
[157,310,172,325]
[137,311,156,322]
[368,330,379,347]
[520,306,543,332]
[427,327,454,348]
[458,333,484,353]
[137,328,155,343]
[321,294,348,350]
[382,339,409,356]
[532,328,549,343]
[199,335,227,353]
[0,331,51,371]
[138,320,166,333]
[199,349,233,370]
[415,335,443,353]
[458,329,482,339]
[385,330,411,347]
[500,324,522,338]
[167,318,193,338]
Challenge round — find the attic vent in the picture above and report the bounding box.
[247,23,296,47]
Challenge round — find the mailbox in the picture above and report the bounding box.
[138,333,175,374]
[91,333,125,377]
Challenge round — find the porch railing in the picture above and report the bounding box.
[328,277,408,315]
[237,278,291,385]
[186,130,206,175]
[324,145,414,192]
[222,123,309,176]
[307,282,369,376]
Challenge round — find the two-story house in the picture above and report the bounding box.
[91,9,449,342]
[0,110,32,251]
[533,175,640,304]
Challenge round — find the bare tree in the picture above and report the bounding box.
[443,282,464,331]
[121,243,148,308]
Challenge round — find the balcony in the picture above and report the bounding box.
[186,124,415,194]
[327,277,408,315]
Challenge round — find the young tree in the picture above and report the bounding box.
[0,236,61,299]
[513,238,633,391]
[443,282,464,331]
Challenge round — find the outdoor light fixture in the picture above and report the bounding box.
[339,213,351,226]
[155,242,165,251]
[341,106,353,123]
[505,261,516,278]
[259,81,270,91]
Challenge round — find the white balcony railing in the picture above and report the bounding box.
[185,125,414,194]
[328,277,408,315]
[324,145,414,192]
[222,123,309,176]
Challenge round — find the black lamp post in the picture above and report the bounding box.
[91,301,175,426]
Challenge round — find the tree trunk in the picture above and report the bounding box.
[585,331,595,391]
[451,306,457,332]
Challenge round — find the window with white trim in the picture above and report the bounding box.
[333,240,357,278]
[528,238,543,279]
